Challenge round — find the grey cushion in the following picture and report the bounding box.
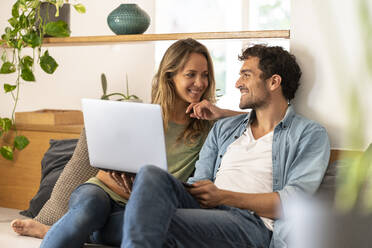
[20,139,78,218]
[34,130,99,225]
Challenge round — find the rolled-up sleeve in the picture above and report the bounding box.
[277,125,330,217]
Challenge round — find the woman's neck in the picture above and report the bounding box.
[170,99,190,125]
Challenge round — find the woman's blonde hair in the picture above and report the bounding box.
[151,38,216,144]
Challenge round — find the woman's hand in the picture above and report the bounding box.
[109,172,136,198]
[186,100,224,120]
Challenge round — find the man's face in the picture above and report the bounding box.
[235,56,270,110]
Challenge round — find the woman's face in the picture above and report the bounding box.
[172,53,209,104]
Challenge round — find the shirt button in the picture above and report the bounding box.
[219,155,223,158]
[234,136,239,139]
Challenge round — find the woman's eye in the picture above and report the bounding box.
[185,73,194,78]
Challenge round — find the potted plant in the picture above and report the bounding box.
[0,0,86,160]
[100,73,142,102]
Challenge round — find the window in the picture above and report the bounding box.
[155,0,290,110]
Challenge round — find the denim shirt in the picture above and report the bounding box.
[187,105,330,248]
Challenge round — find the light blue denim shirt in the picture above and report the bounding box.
[187,105,330,248]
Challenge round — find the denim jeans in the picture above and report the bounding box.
[40,183,125,248]
[123,165,272,248]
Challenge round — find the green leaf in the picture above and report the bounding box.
[8,17,18,28]
[30,0,39,8]
[0,62,16,74]
[12,2,19,18]
[101,73,107,95]
[23,31,41,48]
[40,50,58,74]
[45,20,70,37]
[21,67,35,81]
[1,52,6,63]
[19,14,29,29]
[14,135,29,150]
[0,118,12,132]
[73,4,86,14]
[4,84,17,93]
[21,55,34,68]
[0,146,13,160]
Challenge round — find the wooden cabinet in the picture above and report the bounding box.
[0,124,83,210]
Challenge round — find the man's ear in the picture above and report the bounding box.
[267,74,282,91]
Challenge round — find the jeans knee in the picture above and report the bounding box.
[69,184,110,213]
[137,165,167,181]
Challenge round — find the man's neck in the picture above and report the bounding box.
[250,100,288,140]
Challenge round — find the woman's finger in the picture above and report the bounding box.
[121,173,131,193]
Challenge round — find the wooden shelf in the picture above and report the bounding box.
[2,30,289,47]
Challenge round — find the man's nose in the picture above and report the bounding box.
[235,77,242,89]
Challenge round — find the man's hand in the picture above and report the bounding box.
[186,100,225,120]
[109,172,136,197]
[187,180,224,208]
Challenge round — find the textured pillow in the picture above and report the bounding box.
[34,129,99,225]
[20,138,78,218]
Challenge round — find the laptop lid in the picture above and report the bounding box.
[81,98,167,173]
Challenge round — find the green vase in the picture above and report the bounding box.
[107,4,151,35]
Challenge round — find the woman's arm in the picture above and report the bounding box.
[186,100,245,120]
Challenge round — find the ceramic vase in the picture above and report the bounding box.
[107,4,151,35]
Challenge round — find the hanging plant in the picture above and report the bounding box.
[0,0,86,160]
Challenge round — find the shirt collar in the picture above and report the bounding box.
[242,104,295,129]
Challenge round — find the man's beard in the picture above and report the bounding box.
[239,91,270,110]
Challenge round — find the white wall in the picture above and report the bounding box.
[291,0,372,149]
[0,0,156,117]
[1,0,371,150]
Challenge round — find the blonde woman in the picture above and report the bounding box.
[33,38,241,248]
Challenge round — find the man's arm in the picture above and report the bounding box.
[188,180,281,219]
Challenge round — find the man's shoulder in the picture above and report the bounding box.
[213,113,248,130]
[290,112,327,134]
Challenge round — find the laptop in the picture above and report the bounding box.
[81,98,168,173]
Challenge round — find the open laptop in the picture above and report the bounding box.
[81,98,168,173]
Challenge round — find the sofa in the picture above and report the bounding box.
[0,117,364,247]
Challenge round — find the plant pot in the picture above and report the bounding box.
[38,2,71,37]
[107,4,151,35]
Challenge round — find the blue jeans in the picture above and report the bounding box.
[123,165,272,248]
[40,183,125,248]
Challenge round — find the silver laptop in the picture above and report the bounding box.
[81,98,168,173]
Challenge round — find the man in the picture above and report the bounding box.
[120,44,330,248]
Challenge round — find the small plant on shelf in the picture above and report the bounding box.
[100,73,142,102]
[0,0,86,160]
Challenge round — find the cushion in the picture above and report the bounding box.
[34,129,99,225]
[20,138,78,218]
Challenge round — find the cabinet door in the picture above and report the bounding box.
[0,128,81,210]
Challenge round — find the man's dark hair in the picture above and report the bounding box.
[239,44,302,101]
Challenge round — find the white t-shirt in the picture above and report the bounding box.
[214,125,274,230]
